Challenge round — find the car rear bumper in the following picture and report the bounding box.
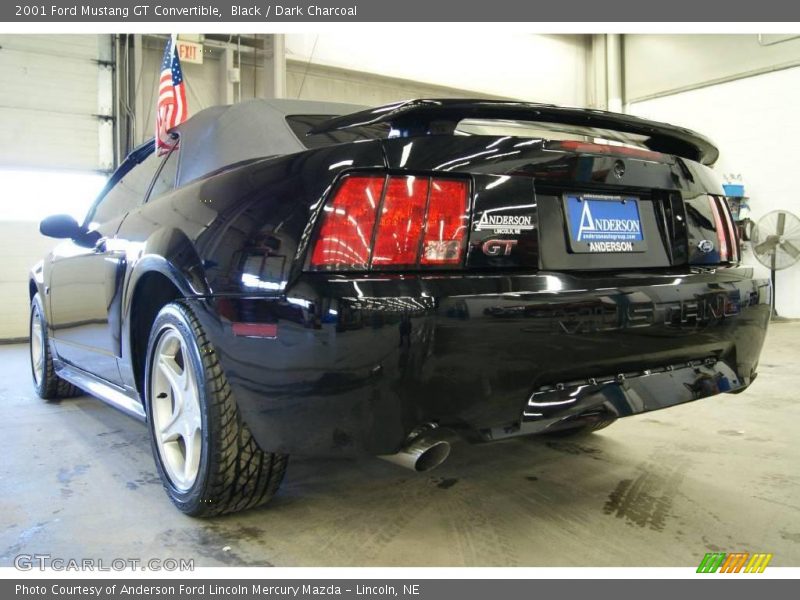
[189,267,770,456]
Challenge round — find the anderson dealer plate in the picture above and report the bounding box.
[564,194,647,253]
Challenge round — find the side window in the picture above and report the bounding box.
[88,150,162,226]
[148,146,179,201]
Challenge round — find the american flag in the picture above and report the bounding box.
[156,35,188,154]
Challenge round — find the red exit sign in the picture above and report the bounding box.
[176,40,204,65]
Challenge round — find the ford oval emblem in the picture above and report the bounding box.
[698,239,714,254]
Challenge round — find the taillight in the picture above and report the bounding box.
[372,176,429,267]
[719,198,740,263]
[708,195,739,263]
[421,179,470,265]
[309,176,383,270]
[309,173,470,271]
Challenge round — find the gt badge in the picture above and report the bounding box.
[482,239,518,257]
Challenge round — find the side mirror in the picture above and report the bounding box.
[39,214,82,240]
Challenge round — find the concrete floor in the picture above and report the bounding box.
[1,323,799,568]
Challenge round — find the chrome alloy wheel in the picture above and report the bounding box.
[30,306,44,386]
[150,326,203,491]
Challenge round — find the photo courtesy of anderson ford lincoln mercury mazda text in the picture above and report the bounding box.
[29,99,770,516]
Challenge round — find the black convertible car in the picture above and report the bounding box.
[30,98,770,516]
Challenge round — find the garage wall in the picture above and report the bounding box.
[628,66,800,318]
[0,34,113,341]
[624,34,800,103]
[283,61,505,105]
[284,33,589,105]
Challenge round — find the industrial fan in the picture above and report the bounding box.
[751,210,800,319]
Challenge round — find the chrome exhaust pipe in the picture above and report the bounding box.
[378,424,451,472]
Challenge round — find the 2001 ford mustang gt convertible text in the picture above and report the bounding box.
[29,98,770,516]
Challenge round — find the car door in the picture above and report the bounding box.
[47,142,163,385]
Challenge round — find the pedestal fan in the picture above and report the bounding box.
[751,210,800,319]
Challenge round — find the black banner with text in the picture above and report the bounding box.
[4,579,797,600]
[3,0,800,22]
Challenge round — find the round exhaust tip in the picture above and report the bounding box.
[413,440,451,472]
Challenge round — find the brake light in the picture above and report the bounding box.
[310,174,470,270]
[549,140,667,162]
[708,195,739,263]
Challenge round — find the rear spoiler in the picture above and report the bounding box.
[308,99,719,166]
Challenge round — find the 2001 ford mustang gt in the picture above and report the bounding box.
[30,98,770,516]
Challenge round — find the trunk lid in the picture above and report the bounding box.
[381,135,731,271]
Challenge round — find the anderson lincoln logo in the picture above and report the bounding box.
[696,552,773,573]
[567,196,643,252]
[474,212,535,234]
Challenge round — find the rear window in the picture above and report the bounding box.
[287,114,389,149]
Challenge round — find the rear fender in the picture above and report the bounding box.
[119,229,208,392]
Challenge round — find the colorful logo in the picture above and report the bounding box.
[697,552,773,573]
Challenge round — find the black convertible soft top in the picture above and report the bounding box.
[309,98,720,166]
[172,98,366,187]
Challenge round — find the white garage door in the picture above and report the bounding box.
[0,34,114,172]
[0,35,114,341]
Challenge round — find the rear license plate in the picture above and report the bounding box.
[564,194,647,253]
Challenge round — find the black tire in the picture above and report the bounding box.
[144,301,288,517]
[29,293,81,400]
[544,416,617,438]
